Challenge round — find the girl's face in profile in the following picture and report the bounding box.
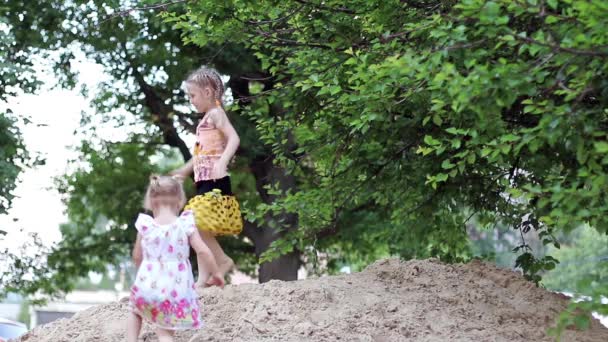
[186,83,212,113]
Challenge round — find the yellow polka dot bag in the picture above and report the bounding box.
[184,189,243,235]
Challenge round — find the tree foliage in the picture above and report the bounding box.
[0,14,40,220]
[2,0,303,296]
[169,0,608,273]
[2,4,608,331]
[0,111,29,219]
[168,0,608,327]
[0,12,47,297]
[542,225,608,295]
[542,225,607,337]
[167,0,608,328]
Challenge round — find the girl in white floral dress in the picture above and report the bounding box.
[127,175,224,342]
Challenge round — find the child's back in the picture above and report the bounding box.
[127,175,224,342]
[131,210,200,329]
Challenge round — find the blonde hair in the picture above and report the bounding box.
[184,66,225,105]
[143,174,186,213]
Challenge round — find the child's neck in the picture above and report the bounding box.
[152,206,178,224]
[202,104,220,114]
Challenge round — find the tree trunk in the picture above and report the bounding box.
[230,74,301,282]
[248,154,300,282]
[129,56,191,160]
[257,232,300,282]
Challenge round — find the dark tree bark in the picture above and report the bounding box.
[230,74,301,282]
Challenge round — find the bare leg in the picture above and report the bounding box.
[199,230,234,277]
[126,312,142,342]
[156,328,174,342]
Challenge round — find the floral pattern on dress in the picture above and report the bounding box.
[129,210,202,330]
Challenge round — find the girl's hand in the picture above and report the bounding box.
[210,161,227,180]
[206,273,225,289]
[169,159,194,179]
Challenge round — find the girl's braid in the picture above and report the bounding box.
[185,66,225,104]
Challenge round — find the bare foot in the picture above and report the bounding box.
[206,273,225,288]
[217,256,235,277]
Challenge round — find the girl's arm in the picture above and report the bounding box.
[132,233,143,269]
[189,232,225,288]
[212,109,240,175]
[170,159,194,179]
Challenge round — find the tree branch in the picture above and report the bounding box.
[432,39,487,53]
[293,0,359,14]
[255,28,333,50]
[121,43,192,161]
[246,4,307,25]
[517,36,608,58]
[102,0,188,22]
[314,141,419,239]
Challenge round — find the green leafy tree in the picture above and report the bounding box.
[4,6,608,333]
[1,0,306,296]
[544,225,608,337]
[169,0,608,333]
[0,11,49,300]
[543,225,608,294]
[0,111,28,219]
[170,0,608,275]
[0,14,39,220]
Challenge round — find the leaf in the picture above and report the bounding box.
[441,159,455,169]
[446,127,459,134]
[344,57,358,65]
[594,142,608,153]
[416,146,434,156]
[574,315,590,330]
[481,2,501,23]
[501,134,520,143]
[508,188,522,197]
[467,153,476,164]
[424,135,441,146]
[329,85,342,95]
[523,105,535,113]
[432,114,443,126]
[545,16,559,24]
[547,0,558,9]
[436,173,449,182]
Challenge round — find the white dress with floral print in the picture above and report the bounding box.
[130,210,202,330]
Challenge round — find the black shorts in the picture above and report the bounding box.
[195,176,233,196]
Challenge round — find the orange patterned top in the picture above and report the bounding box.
[193,109,228,182]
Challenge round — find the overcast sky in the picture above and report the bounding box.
[0,57,107,252]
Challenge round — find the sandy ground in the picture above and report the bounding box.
[16,258,608,341]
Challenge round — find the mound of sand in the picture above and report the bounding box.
[17,258,608,341]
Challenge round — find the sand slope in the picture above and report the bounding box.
[17,258,608,341]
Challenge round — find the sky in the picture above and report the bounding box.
[1,90,82,246]
[0,54,200,256]
[0,58,106,252]
[0,59,256,285]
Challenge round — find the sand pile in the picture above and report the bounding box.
[17,258,608,341]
